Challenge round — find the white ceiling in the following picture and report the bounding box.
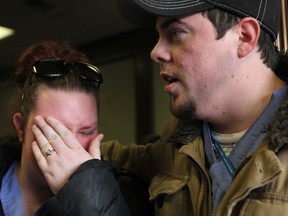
[0,0,137,71]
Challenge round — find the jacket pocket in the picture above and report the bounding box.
[149,171,191,216]
[238,196,288,216]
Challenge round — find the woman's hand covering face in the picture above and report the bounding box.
[32,115,103,194]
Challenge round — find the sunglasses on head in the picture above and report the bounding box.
[31,59,103,88]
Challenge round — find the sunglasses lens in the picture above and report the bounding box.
[33,59,66,78]
[75,63,103,84]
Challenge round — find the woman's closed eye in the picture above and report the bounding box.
[78,129,98,137]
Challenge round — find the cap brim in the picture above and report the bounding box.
[117,0,156,26]
[117,0,214,26]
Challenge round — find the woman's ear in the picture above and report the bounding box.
[13,113,24,143]
[237,17,260,58]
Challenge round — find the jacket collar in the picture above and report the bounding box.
[167,119,202,148]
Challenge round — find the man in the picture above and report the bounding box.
[101,0,288,215]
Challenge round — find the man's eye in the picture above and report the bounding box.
[168,29,182,38]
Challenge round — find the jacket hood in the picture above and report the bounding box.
[268,97,288,152]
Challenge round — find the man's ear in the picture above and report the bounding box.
[237,17,260,58]
[13,113,24,143]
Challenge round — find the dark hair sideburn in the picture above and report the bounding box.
[202,9,278,70]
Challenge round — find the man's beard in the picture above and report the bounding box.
[169,96,196,121]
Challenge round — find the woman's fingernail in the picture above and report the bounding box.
[98,134,104,140]
[32,125,37,131]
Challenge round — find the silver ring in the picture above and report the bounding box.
[45,148,55,157]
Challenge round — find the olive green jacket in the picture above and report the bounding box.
[101,100,288,216]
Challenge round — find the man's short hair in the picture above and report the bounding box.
[203,9,278,70]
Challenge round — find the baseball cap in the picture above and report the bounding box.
[117,0,280,41]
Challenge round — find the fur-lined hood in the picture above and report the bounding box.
[268,97,288,152]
